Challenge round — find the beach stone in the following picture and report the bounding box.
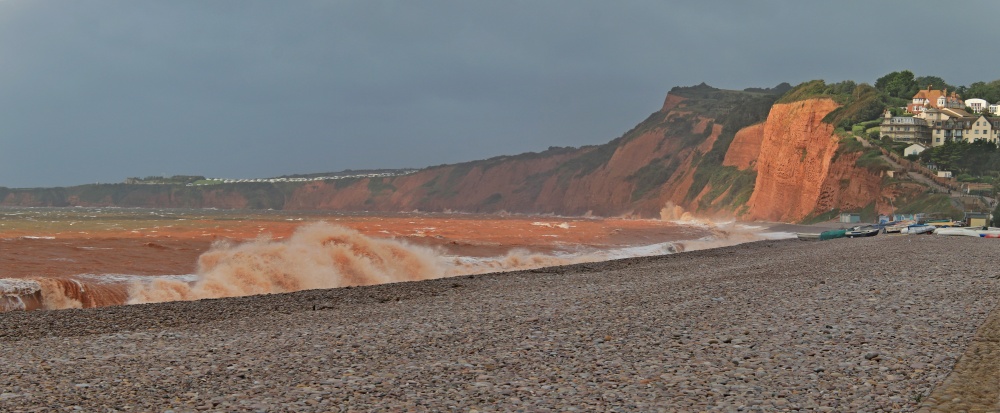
[0,236,998,411]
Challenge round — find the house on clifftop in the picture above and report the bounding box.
[880,110,930,145]
[907,85,964,114]
[880,107,1000,147]
[917,107,1000,146]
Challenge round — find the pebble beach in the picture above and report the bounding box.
[1,235,998,412]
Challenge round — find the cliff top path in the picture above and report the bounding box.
[0,235,998,412]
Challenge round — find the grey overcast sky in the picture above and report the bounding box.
[1,1,997,188]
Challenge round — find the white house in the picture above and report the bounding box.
[966,98,989,113]
[904,143,927,157]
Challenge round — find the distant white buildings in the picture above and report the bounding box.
[187,170,416,186]
[965,98,989,114]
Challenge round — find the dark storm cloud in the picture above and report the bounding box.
[0,0,997,187]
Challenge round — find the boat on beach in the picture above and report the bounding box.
[933,226,1000,237]
[819,229,847,240]
[798,226,878,240]
[883,221,913,233]
[901,224,934,235]
[845,225,879,238]
[795,229,846,241]
[795,229,847,241]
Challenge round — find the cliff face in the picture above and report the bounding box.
[723,123,764,170]
[741,98,885,222]
[815,151,884,215]
[744,99,842,221]
[282,109,724,217]
[0,83,894,223]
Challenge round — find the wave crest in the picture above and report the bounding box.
[128,222,444,304]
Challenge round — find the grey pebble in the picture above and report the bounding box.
[0,236,995,411]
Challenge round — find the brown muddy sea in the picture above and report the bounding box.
[0,207,788,311]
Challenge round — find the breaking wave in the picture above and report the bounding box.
[1,219,784,311]
[127,222,443,304]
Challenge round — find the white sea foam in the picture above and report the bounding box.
[0,278,42,295]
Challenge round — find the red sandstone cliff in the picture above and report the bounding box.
[282,110,721,217]
[744,99,842,221]
[723,123,764,170]
[737,99,885,222]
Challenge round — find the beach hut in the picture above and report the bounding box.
[965,212,990,227]
[839,213,861,224]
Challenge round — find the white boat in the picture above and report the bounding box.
[934,226,1000,237]
[796,232,821,241]
[901,224,934,235]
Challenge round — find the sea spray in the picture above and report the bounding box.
[660,201,693,221]
[127,222,445,304]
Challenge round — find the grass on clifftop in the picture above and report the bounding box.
[669,83,778,121]
[777,80,855,104]
[777,80,886,130]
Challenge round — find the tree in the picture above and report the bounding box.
[961,80,1000,103]
[875,70,918,99]
[915,75,954,92]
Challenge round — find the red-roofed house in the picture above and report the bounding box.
[907,85,964,114]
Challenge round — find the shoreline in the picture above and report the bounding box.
[1,236,997,410]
